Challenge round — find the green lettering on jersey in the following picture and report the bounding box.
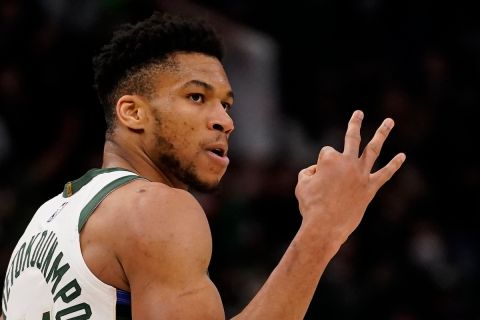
[8,250,18,290]
[54,279,81,303]
[2,290,7,312]
[14,243,26,279]
[4,266,10,301]
[42,239,58,277]
[3,268,10,303]
[55,303,92,320]
[4,230,92,317]
[23,233,40,271]
[46,252,70,296]
[31,231,48,267]
[37,231,55,270]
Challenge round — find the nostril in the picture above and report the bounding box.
[212,123,224,131]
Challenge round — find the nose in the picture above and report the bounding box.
[208,105,234,135]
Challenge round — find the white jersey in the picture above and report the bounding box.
[1,168,140,320]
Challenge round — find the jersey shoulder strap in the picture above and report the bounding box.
[61,167,143,231]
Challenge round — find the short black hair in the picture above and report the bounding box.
[92,11,224,135]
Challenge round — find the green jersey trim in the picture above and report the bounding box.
[63,167,135,198]
[78,175,141,232]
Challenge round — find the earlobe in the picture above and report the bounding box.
[116,95,147,130]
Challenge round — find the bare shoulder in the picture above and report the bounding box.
[105,181,224,318]
[112,180,210,239]
[84,178,212,267]
[80,178,223,318]
[105,179,213,270]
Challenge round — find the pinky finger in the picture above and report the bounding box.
[370,153,407,188]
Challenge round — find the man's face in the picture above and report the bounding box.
[146,53,234,192]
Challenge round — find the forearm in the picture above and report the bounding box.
[232,221,342,320]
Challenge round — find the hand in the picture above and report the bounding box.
[295,110,406,244]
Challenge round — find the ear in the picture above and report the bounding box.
[115,95,149,130]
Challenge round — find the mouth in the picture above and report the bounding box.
[208,147,226,157]
[205,143,230,167]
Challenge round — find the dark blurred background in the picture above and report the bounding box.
[1,0,478,319]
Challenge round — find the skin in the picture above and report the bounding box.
[88,52,406,319]
[0,52,405,319]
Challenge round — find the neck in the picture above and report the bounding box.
[102,138,188,190]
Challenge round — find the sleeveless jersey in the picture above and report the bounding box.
[1,168,141,319]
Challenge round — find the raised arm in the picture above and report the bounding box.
[232,110,406,319]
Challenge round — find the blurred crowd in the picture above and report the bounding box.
[1,0,478,319]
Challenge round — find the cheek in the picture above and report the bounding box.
[182,119,197,133]
[166,121,200,152]
[153,107,203,153]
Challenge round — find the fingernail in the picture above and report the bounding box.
[384,118,394,129]
[399,153,406,162]
[355,110,364,119]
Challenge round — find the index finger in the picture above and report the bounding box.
[343,110,364,156]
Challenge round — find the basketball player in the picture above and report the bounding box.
[1,11,406,319]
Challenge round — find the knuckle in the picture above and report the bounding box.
[345,132,361,141]
[322,148,338,161]
[367,143,380,156]
[319,146,333,158]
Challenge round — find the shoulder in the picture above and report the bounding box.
[104,179,213,270]
[130,180,204,215]
[106,181,224,318]
[113,180,208,234]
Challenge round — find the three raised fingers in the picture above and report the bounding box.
[339,110,405,178]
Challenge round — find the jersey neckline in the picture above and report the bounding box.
[63,167,137,197]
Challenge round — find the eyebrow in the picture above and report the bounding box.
[182,79,234,99]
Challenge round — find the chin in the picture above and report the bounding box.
[201,175,225,191]
[188,180,221,193]
[180,170,223,193]
[160,151,226,193]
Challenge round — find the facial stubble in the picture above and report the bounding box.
[153,114,221,193]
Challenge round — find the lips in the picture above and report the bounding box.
[209,147,225,157]
[205,142,229,167]
[205,143,228,158]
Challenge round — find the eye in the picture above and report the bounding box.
[189,93,204,103]
[222,102,232,112]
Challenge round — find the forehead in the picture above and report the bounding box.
[154,52,231,92]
